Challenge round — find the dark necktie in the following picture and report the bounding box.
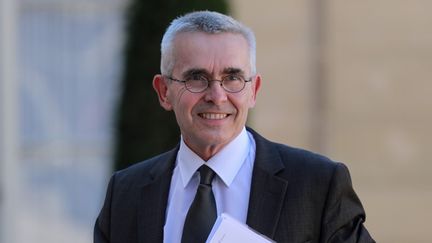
[181,165,217,243]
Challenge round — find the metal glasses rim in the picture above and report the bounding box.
[164,75,253,93]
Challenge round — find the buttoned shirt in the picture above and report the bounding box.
[163,127,256,243]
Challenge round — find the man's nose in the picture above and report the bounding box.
[203,81,228,104]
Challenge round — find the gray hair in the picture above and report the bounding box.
[160,11,256,76]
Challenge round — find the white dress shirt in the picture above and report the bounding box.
[163,127,256,243]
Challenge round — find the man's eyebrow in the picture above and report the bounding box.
[181,67,245,78]
[181,68,209,78]
[222,67,245,76]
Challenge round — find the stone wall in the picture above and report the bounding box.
[233,0,432,242]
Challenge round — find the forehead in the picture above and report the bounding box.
[172,32,251,76]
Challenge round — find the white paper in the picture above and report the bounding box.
[206,213,275,243]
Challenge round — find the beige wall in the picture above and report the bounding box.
[232,1,432,242]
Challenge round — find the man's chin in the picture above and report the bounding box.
[197,129,240,146]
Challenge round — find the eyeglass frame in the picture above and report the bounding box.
[164,74,253,93]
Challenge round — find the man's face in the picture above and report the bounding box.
[154,32,261,159]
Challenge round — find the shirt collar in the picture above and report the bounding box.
[177,127,251,188]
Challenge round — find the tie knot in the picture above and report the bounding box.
[198,165,215,185]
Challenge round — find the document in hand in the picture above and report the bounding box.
[206,213,275,243]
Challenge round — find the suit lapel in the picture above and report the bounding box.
[246,128,289,239]
[137,147,178,243]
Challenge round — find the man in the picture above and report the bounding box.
[94,11,375,243]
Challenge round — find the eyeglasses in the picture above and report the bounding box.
[165,74,253,93]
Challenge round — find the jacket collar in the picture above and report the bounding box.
[136,146,179,243]
[246,127,289,239]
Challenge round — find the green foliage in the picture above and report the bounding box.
[114,0,229,170]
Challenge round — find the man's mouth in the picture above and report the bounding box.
[198,113,229,120]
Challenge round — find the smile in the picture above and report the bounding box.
[199,113,229,120]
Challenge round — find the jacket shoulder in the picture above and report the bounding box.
[274,142,337,169]
[113,146,178,187]
[248,127,342,179]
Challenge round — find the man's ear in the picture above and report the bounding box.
[153,75,173,111]
[249,74,262,108]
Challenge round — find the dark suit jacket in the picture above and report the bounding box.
[94,128,375,243]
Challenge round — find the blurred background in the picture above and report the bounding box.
[1,0,431,242]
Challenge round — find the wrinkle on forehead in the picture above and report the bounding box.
[172,32,251,78]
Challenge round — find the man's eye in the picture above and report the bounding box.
[189,74,207,81]
[224,75,242,81]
